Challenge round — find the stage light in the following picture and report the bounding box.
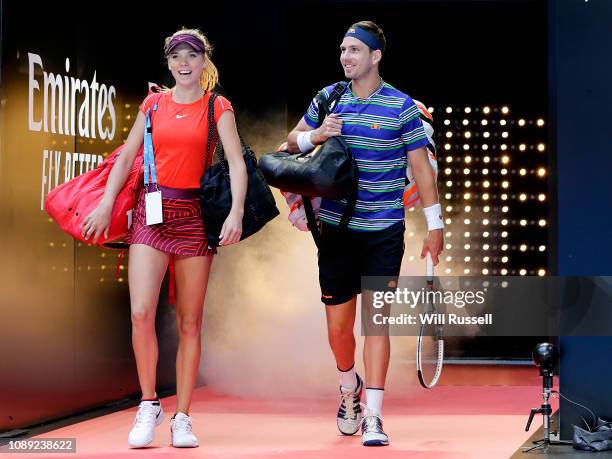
[446,243,452,250]
[465,256,471,262]
[445,193,452,199]
[446,107,453,113]
[502,231,508,237]
[481,119,488,126]
[483,132,490,138]
[464,218,471,225]
[446,180,453,187]
[446,205,453,212]
[502,132,509,139]
[446,232,452,237]
[444,119,451,126]
[464,243,471,250]
[520,244,527,252]
[446,156,453,162]
[519,193,527,201]
[483,106,491,114]
[501,144,508,151]
[520,269,527,276]
[502,206,509,212]
[464,193,471,200]
[501,244,508,251]
[519,144,527,151]
[462,119,469,126]
[501,219,508,225]
[483,156,490,163]
[482,268,489,275]
[429,107,434,113]
[537,119,545,127]
[465,156,472,163]
[483,231,489,237]
[502,156,509,164]
[483,193,490,200]
[465,205,471,212]
[502,256,508,263]
[539,219,547,227]
[502,181,509,189]
[538,144,546,152]
[500,119,507,126]
[501,169,508,175]
[445,268,452,274]
[501,194,508,200]
[518,119,526,126]
[464,231,470,237]
[482,219,490,226]
[538,194,546,201]
[465,107,472,114]
[464,268,470,274]
[501,106,509,114]
[463,144,469,151]
[445,168,452,175]
[483,244,490,250]
[482,144,489,150]
[464,168,470,175]
[539,245,546,252]
[465,181,471,187]
[482,169,489,175]
[483,205,490,212]
[446,256,452,262]
[538,269,546,277]
[520,168,527,176]
[446,131,453,138]
[501,268,508,275]
[445,218,452,225]
[483,256,490,262]
[444,144,451,151]
[520,219,527,226]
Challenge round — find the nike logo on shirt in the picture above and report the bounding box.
[176,114,188,119]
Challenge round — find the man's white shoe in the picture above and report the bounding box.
[361,405,389,446]
[171,412,199,448]
[128,400,164,448]
[337,373,363,435]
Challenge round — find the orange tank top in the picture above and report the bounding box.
[139,90,233,189]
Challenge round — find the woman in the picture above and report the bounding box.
[80,28,247,448]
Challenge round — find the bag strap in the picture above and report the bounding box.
[316,81,348,126]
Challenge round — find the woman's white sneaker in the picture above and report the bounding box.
[128,400,164,448]
[171,412,199,448]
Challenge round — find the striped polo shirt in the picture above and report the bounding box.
[303,80,429,232]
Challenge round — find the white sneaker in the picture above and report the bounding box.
[337,373,363,435]
[361,405,389,446]
[128,400,164,448]
[171,412,199,448]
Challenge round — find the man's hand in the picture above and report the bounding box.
[420,228,444,265]
[311,114,343,145]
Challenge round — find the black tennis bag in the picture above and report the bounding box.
[259,82,358,247]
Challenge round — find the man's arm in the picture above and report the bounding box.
[286,115,343,153]
[408,147,444,265]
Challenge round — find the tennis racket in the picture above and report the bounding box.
[416,253,444,388]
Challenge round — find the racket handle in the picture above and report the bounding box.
[426,252,434,279]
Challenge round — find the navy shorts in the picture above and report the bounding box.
[317,220,405,305]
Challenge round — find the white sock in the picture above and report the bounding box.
[338,364,357,391]
[365,388,384,416]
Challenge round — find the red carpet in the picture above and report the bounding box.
[27,383,555,459]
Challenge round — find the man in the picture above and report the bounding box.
[287,21,444,446]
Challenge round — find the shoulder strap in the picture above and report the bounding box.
[316,82,348,126]
[205,92,219,168]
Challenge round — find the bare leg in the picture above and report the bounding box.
[173,254,213,415]
[325,296,358,371]
[128,244,170,399]
[363,335,390,388]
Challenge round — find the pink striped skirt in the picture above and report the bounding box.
[125,185,216,257]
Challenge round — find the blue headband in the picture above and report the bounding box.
[344,26,383,51]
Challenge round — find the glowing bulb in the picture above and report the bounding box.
[519,193,527,201]
[483,231,489,237]
[446,256,452,262]
[446,131,453,138]
[445,168,452,175]
[465,107,472,113]
[538,144,546,152]
[444,119,451,126]
[501,269,508,275]
[482,169,489,175]
[446,243,452,250]
[483,219,489,225]
[446,180,453,187]
[539,219,547,227]
[464,231,470,237]
[465,132,471,139]
[462,119,469,126]
[519,168,527,176]
[446,156,453,163]
[445,193,452,199]
[518,119,525,126]
[501,156,509,164]
[520,269,527,276]
[538,269,546,276]
[501,169,508,175]
[538,194,546,201]
[465,156,472,163]
[520,219,527,226]
[465,256,471,262]
[464,168,470,175]
[464,268,470,274]
[502,181,509,189]
[537,119,545,127]
[446,107,453,113]
[482,193,489,201]
[445,144,451,151]
[445,218,452,225]
[482,144,489,150]
[501,244,508,251]
[483,206,490,212]
[483,106,490,114]
[483,156,490,163]
[501,132,508,138]
[446,205,453,212]
[539,245,546,252]
[519,144,526,151]
[445,268,452,274]
[483,180,490,188]
[483,244,489,250]
[482,268,489,275]
[501,219,508,225]
[483,256,490,262]
[483,132,490,138]
[464,193,471,200]
[465,205,471,212]
[501,194,508,200]
[481,119,488,126]
[520,244,527,252]
[465,181,471,187]
[464,218,471,225]
[502,206,509,212]
[463,144,469,151]
[502,256,508,263]
[501,106,509,114]
[500,119,507,126]
[464,243,471,250]
[501,144,508,151]
[502,231,508,237]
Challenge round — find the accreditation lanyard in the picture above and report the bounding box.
[143,105,163,225]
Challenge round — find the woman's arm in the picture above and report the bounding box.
[216,110,247,245]
[81,112,146,243]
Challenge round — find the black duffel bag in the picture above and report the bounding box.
[200,93,279,248]
[259,82,358,247]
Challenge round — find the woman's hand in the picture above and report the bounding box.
[219,208,243,246]
[81,201,113,245]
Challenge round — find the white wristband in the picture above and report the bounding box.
[297,130,315,153]
[423,203,444,231]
